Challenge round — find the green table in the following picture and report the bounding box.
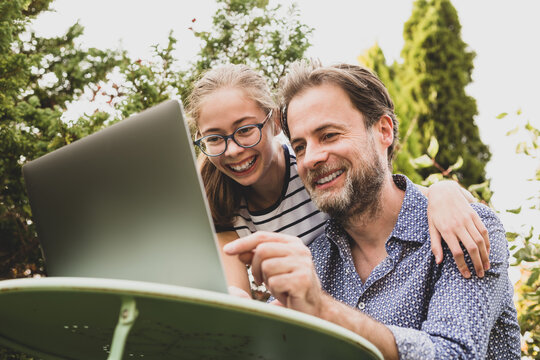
[0,277,383,360]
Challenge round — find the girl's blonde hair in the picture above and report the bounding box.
[186,64,276,228]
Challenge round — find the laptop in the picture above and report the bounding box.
[22,99,228,293]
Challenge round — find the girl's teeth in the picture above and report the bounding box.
[230,157,256,172]
[316,170,344,185]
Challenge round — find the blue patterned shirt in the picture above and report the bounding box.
[309,175,521,359]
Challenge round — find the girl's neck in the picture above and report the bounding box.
[245,142,286,212]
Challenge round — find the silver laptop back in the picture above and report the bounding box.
[22,100,228,293]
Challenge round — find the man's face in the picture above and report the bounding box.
[287,83,386,221]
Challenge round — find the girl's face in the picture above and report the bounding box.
[197,87,278,187]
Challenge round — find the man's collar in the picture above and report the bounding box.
[325,175,429,245]
[389,174,429,244]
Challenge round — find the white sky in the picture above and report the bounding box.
[32,0,540,234]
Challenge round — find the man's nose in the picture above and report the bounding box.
[303,143,328,169]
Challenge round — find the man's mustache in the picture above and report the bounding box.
[304,163,347,187]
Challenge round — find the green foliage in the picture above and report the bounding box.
[0,0,123,280]
[99,0,313,120]
[1,0,312,278]
[182,0,312,100]
[408,135,493,203]
[417,112,540,358]
[115,33,183,119]
[406,110,539,356]
[358,44,423,183]
[399,0,490,186]
[2,1,539,359]
[361,0,491,187]
[503,115,540,359]
[2,0,312,357]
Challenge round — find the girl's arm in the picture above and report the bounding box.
[216,231,252,295]
[419,180,490,278]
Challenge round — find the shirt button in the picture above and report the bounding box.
[358,302,365,310]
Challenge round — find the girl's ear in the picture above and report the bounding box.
[272,109,282,136]
[192,126,201,140]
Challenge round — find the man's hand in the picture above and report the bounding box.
[225,231,399,360]
[223,231,324,316]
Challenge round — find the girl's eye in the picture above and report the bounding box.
[237,126,255,135]
[204,136,223,144]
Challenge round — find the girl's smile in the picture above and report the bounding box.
[226,155,258,174]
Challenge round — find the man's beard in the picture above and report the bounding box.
[304,149,386,225]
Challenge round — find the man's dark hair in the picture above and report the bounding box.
[279,60,399,165]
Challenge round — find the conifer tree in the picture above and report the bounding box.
[359,44,423,183]
[398,0,490,185]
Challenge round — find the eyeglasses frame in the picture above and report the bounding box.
[193,109,274,157]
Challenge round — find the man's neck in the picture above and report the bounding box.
[344,174,406,282]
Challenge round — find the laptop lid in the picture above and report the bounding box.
[22,100,228,293]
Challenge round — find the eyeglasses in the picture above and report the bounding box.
[194,109,273,157]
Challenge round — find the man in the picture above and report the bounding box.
[224,61,520,359]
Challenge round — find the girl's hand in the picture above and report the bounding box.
[426,180,490,278]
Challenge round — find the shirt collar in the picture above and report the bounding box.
[390,174,429,244]
[325,174,429,246]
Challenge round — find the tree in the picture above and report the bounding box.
[359,43,423,184]
[1,0,313,356]
[102,0,313,123]
[1,0,312,355]
[1,0,313,280]
[180,0,312,101]
[398,0,490,186]
[503,113,540,359]
[0,0,123,280]
[113,33,184,119]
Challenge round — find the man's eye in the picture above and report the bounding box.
[293,144,305,154]
[323,133,338,141]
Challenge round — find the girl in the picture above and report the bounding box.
[187,64,489,294]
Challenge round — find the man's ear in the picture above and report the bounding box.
[375,114,394,148]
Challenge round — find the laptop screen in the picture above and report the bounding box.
[22,100,228,293]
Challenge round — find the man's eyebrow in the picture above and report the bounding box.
[290,123,345,144]
[201,116,257,135]
[290,137,303,146]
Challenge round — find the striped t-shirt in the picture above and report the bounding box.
[228,145,329,245]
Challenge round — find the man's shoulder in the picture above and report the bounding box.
[468,203,509,267]
[470,202,505,236]
[470,202,498,217]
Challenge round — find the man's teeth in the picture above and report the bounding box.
[230,157,256,172]
[316,170,344,185]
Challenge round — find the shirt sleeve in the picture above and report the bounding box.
[387,204,518,359]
